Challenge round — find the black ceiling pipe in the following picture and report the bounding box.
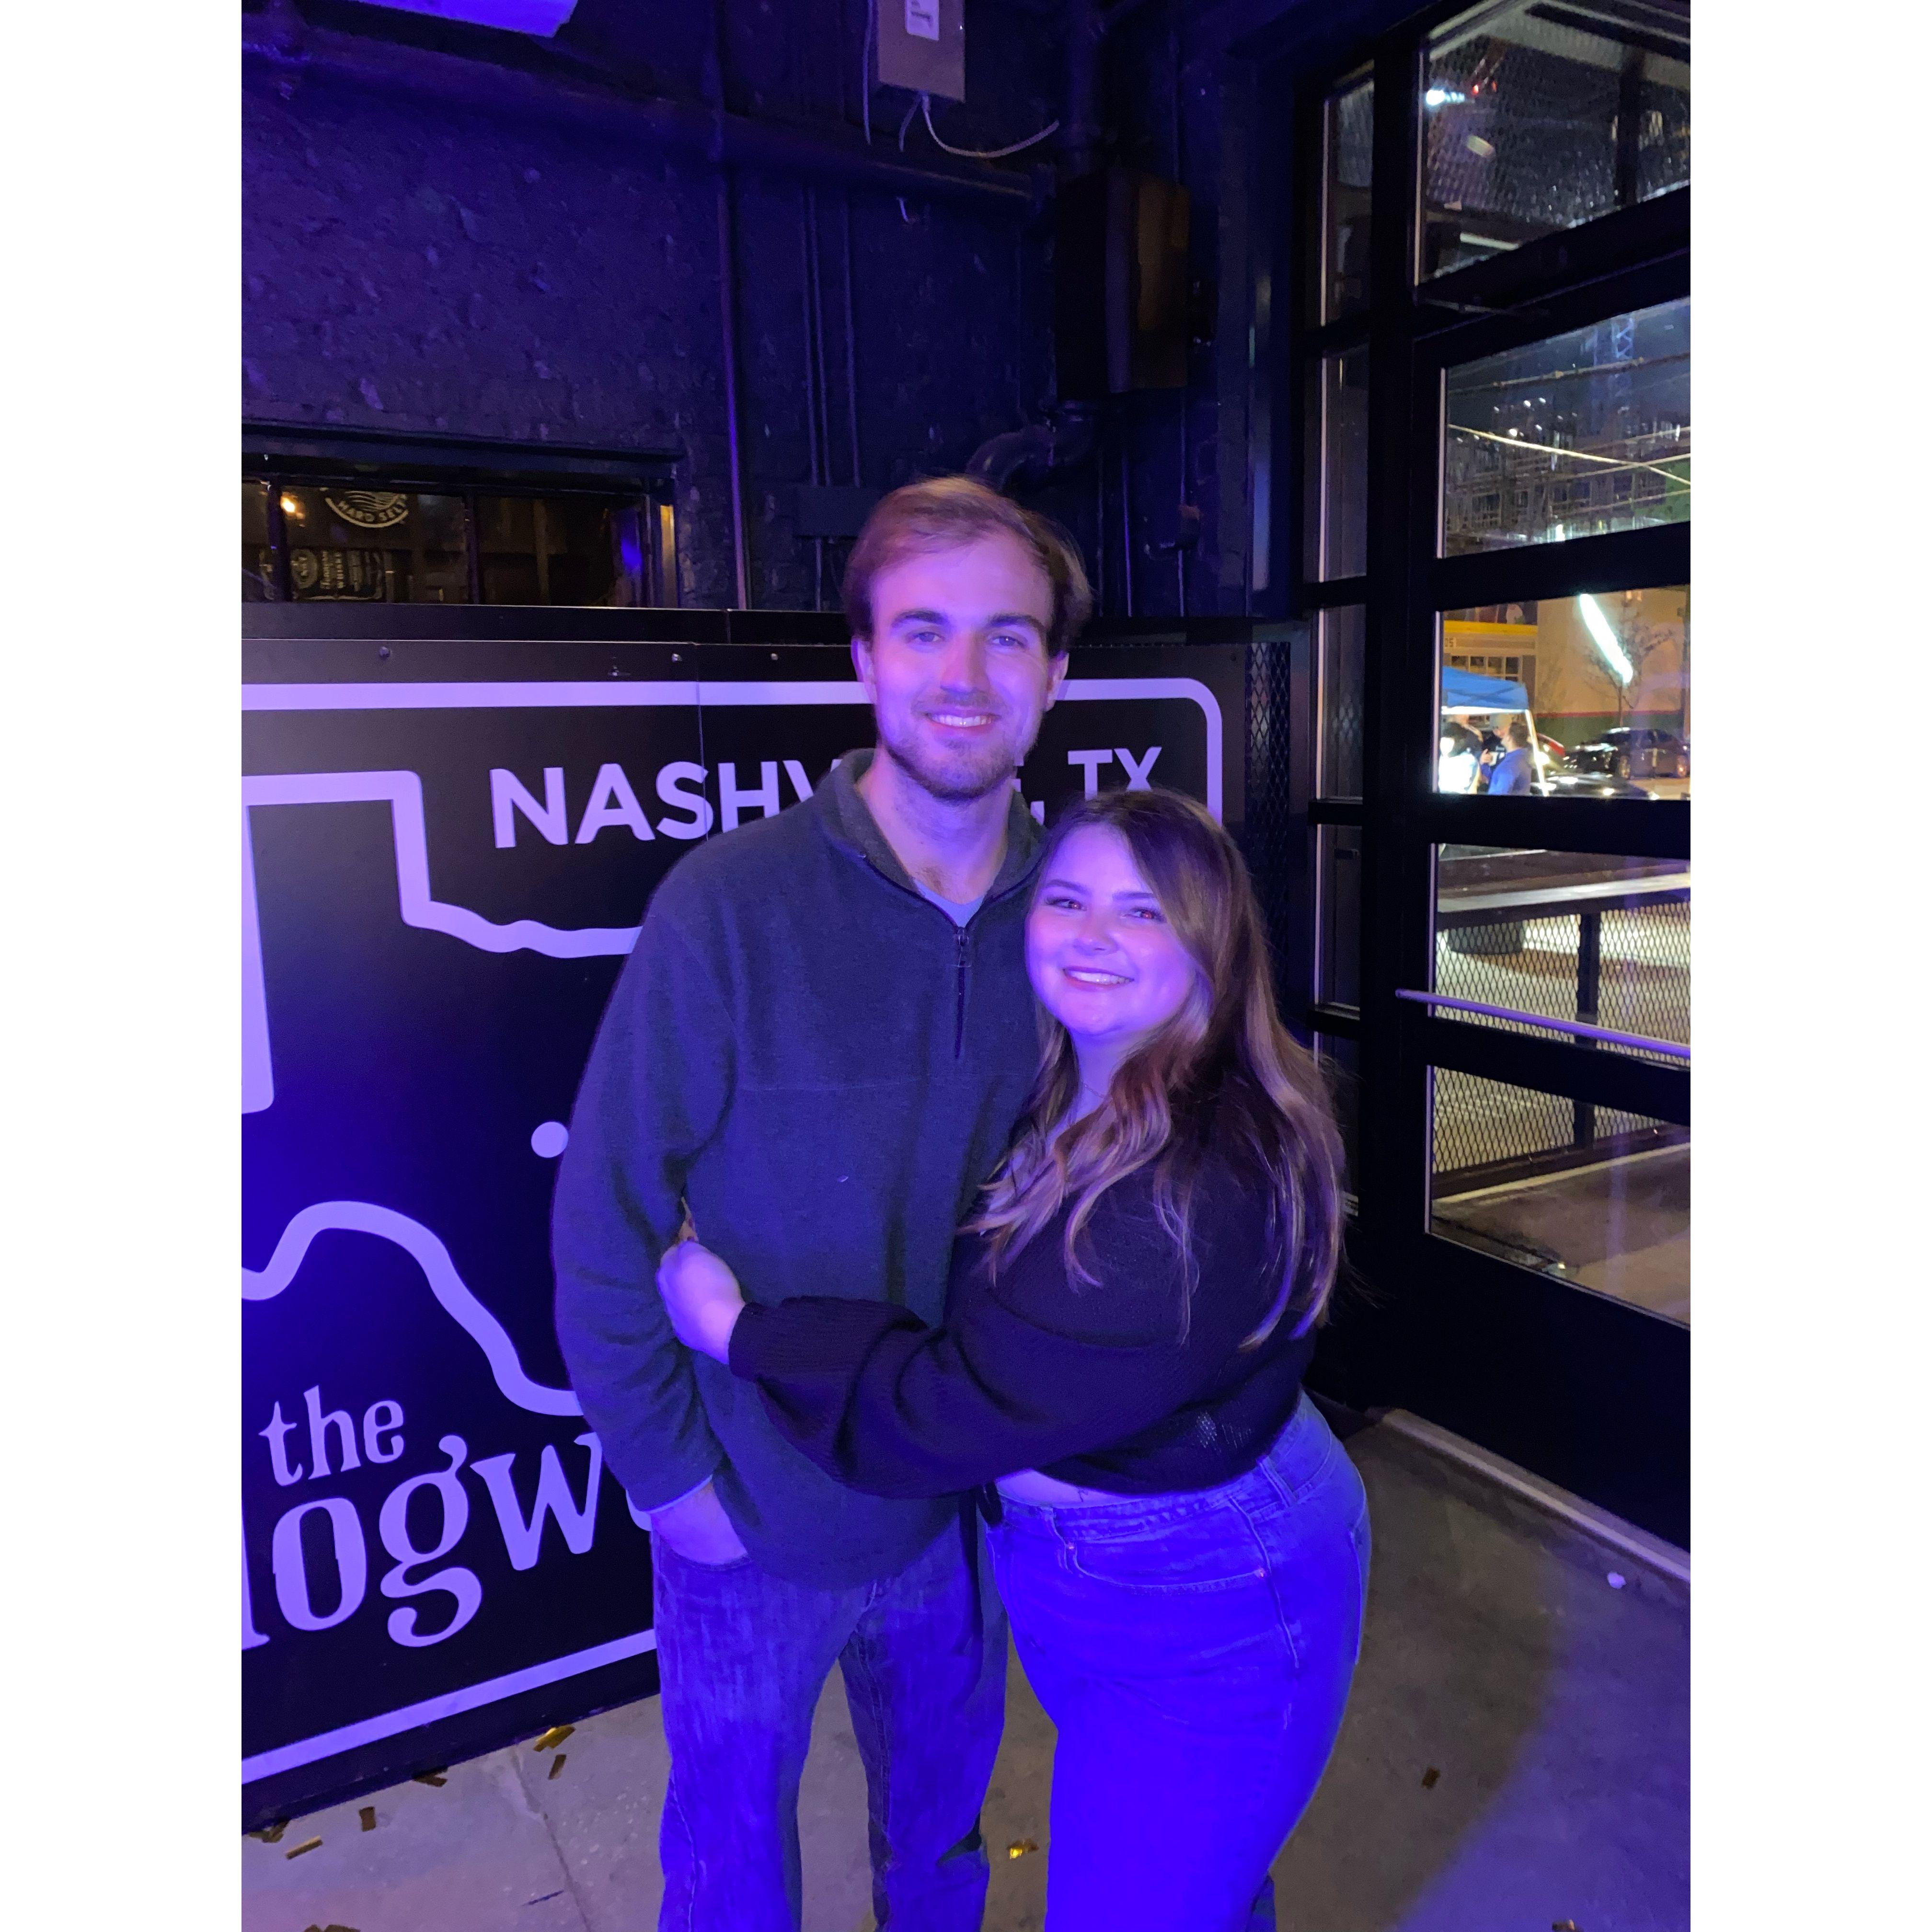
[965,0,1121,497]
[1063,0,1103,178]
[966,401,1100,495]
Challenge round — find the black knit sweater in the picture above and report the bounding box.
[727,1150,1315,1499]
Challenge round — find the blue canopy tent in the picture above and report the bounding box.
[1440,665,1530,713]
[1439,664,1545,792]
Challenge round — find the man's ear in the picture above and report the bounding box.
[851,634,875,691]
[1043,650,1071,709]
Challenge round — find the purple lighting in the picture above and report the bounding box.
[342,0,579,38]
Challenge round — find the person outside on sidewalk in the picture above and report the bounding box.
[1486,715,1539,795]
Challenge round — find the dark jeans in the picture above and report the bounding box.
[650,1506,1008,1932]
[987,1397,1370,1932]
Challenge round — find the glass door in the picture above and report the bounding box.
[1284,0,1691,1544]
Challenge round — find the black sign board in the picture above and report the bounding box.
[242,615,1245,1824]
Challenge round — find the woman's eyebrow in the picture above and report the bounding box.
[1038,878,1160,901]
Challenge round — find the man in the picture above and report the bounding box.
[553,476,1090,1932]
[1486,714,1539,795]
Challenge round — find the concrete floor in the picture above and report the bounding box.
[243,1419,1688,1932]
[1435,1144,1692,1323]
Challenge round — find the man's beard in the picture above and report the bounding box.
[875,713,1023,804]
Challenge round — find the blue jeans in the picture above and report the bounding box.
[987,1397,1370,1932]
[650,1506,1008,1932]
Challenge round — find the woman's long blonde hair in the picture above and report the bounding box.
[969,788,1345,1346]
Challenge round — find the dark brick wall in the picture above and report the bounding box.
[241,0,1384,615]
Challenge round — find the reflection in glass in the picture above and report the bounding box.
[1319,605,1367,797]
[1436,587,1689,797]
[1432,1070,1688,1322]
[1443,298,1688,555]
[1422,0,1690,280]
[1305,351,1369,580]
[278,488,471,603]
[1320,69,1374,322]
[1316,1032,1360,1201]
[1434,845,1689,1054]
[1317,825,1362,1010]
[477,494,647,606]
[242,480,276,601]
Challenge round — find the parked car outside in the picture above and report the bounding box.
[1560,726,1690,780]
[1542,770,1657,800]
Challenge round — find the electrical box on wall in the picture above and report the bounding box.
[1056,170,1192,398]
[876,0,966,104]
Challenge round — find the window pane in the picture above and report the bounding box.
[1421,0,1690,280]
[1316,1032,1360,1201]
[477,494,646,607]
[1319,69,1374,323]
[1434,844,1689,1056]
[1437,586,1689,798]
[1442,298,1689,556]
[243,480,277,602]
[1317,824,1362,1009]
[1304,350,1369,580]
[279,488,471,604]
[1432,1069,1688,1323]
[1319,605,1367,797]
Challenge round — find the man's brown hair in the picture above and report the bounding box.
[843,475,1094,656]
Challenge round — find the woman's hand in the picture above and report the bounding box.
[657,1238,747,1363]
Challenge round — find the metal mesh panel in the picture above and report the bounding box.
[1422,0,1690,279]
[1319,607,1365,797]
[1244,635,1303,1006]
[1437,902,1689,1047]
[1433,1068,1665,1183]
[1432,899,1689,1179]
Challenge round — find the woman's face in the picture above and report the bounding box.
[1026,825,1201,1059]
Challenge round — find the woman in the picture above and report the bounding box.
[1438,718,1483,794]
[658,788,1368,1932]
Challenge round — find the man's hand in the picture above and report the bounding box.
[657,1238,748,1362]
[648,1480,749,1566]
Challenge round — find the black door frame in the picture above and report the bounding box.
[1272,6,1691,1545]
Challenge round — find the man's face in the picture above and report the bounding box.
[853,531,1067,803]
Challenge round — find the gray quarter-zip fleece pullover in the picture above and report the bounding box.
[552,749,1043,1588]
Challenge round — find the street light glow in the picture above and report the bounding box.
[1579,594,1634,685]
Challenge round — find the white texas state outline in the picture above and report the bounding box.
[242,1199,581,1419]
